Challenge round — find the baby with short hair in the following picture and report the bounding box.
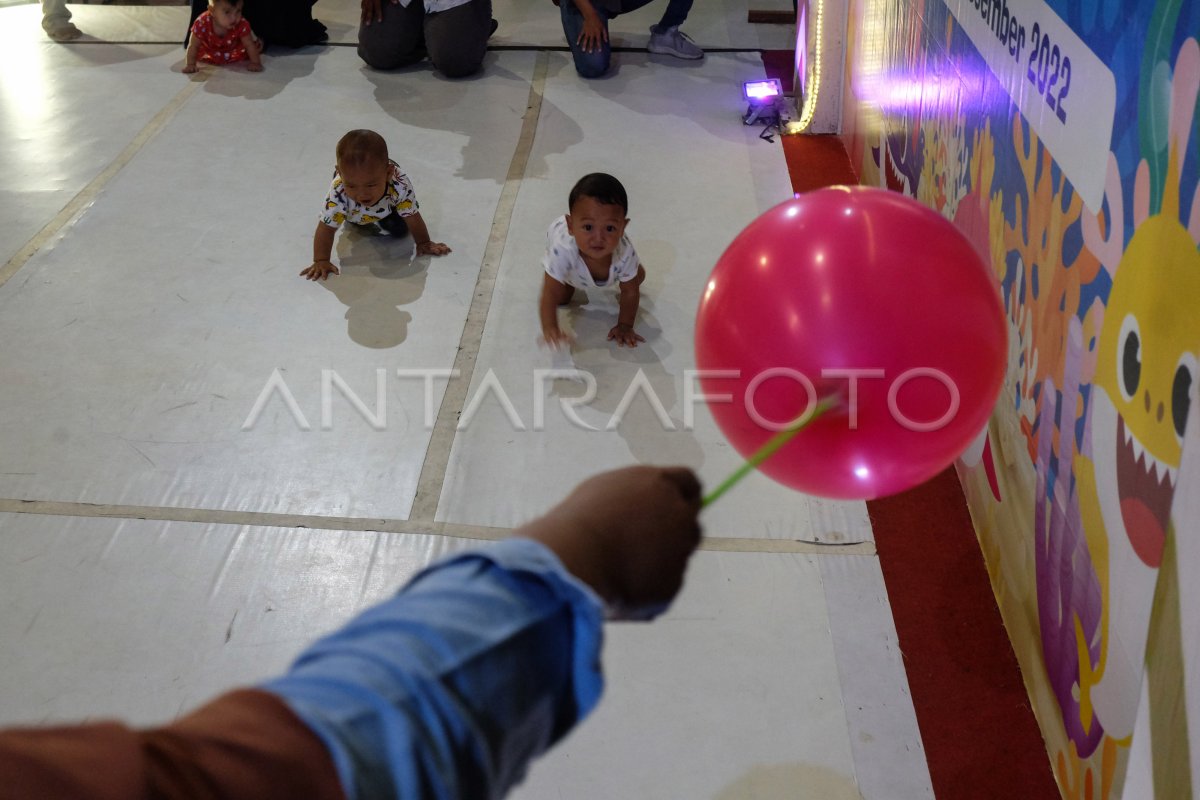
[301,130,451,282]
[539,173,646,347]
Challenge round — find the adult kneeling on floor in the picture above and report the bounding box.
[555,0,703,79]
[359,0,498,78]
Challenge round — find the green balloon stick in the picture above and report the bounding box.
[701,395,839,508]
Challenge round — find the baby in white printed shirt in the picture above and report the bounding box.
[538,173,646,348]
[301,129,451,282]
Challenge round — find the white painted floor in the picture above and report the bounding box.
[0,3,933,798]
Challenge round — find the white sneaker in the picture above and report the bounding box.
[647,25,703,59]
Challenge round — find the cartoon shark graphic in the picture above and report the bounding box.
[1076,155,1199,740]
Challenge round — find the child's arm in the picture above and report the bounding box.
[300,223,339,281]
[540,274,574,346]
[406,212,451,256]
[608,264,646,347]
[183,36,200,73]
[242,31,263,71]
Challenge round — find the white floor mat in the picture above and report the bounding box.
[0,48,538,519]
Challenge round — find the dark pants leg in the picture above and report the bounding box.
[560,0,612,78]
[246,1,327,47]
[186,0,204,45]
[425,0,492,78]
[649,0,693,29]
[358,0,427,70]
[378,212,410,237]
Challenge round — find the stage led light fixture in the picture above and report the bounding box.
[743,78,784,105]
[742,78,786,137]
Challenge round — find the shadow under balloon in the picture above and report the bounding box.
[550,293,705,469]
[363,56,584,183]
[316,226,430,349]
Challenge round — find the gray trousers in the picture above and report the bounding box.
[358,0,492,78]
[42,0,71,26]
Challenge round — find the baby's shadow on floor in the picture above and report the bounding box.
[196,48,321,100]
[318,227,428,349]
[556,301,705,468]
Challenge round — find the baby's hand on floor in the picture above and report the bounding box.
[417,241,451,256]
[248,62,264,72]
[542,328,574,348]
[300,260,339,281]
[607,324,644,348]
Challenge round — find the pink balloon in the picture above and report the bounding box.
[695,187,1006,500]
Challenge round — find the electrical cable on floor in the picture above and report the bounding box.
[742,98,790,143]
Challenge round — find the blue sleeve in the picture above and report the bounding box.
[261,538,606,800]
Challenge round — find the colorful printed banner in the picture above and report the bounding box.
[840,0,1200,795]
[946,0,1116,211]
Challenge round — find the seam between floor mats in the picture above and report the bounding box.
[0,77,204,291]
[407,49,550,524]
[0,497,877,554]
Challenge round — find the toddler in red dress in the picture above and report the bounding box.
[184,0,263,72]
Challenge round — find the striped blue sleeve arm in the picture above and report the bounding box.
[262,537,606,800]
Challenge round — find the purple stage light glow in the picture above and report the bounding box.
[743,79,783,103]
